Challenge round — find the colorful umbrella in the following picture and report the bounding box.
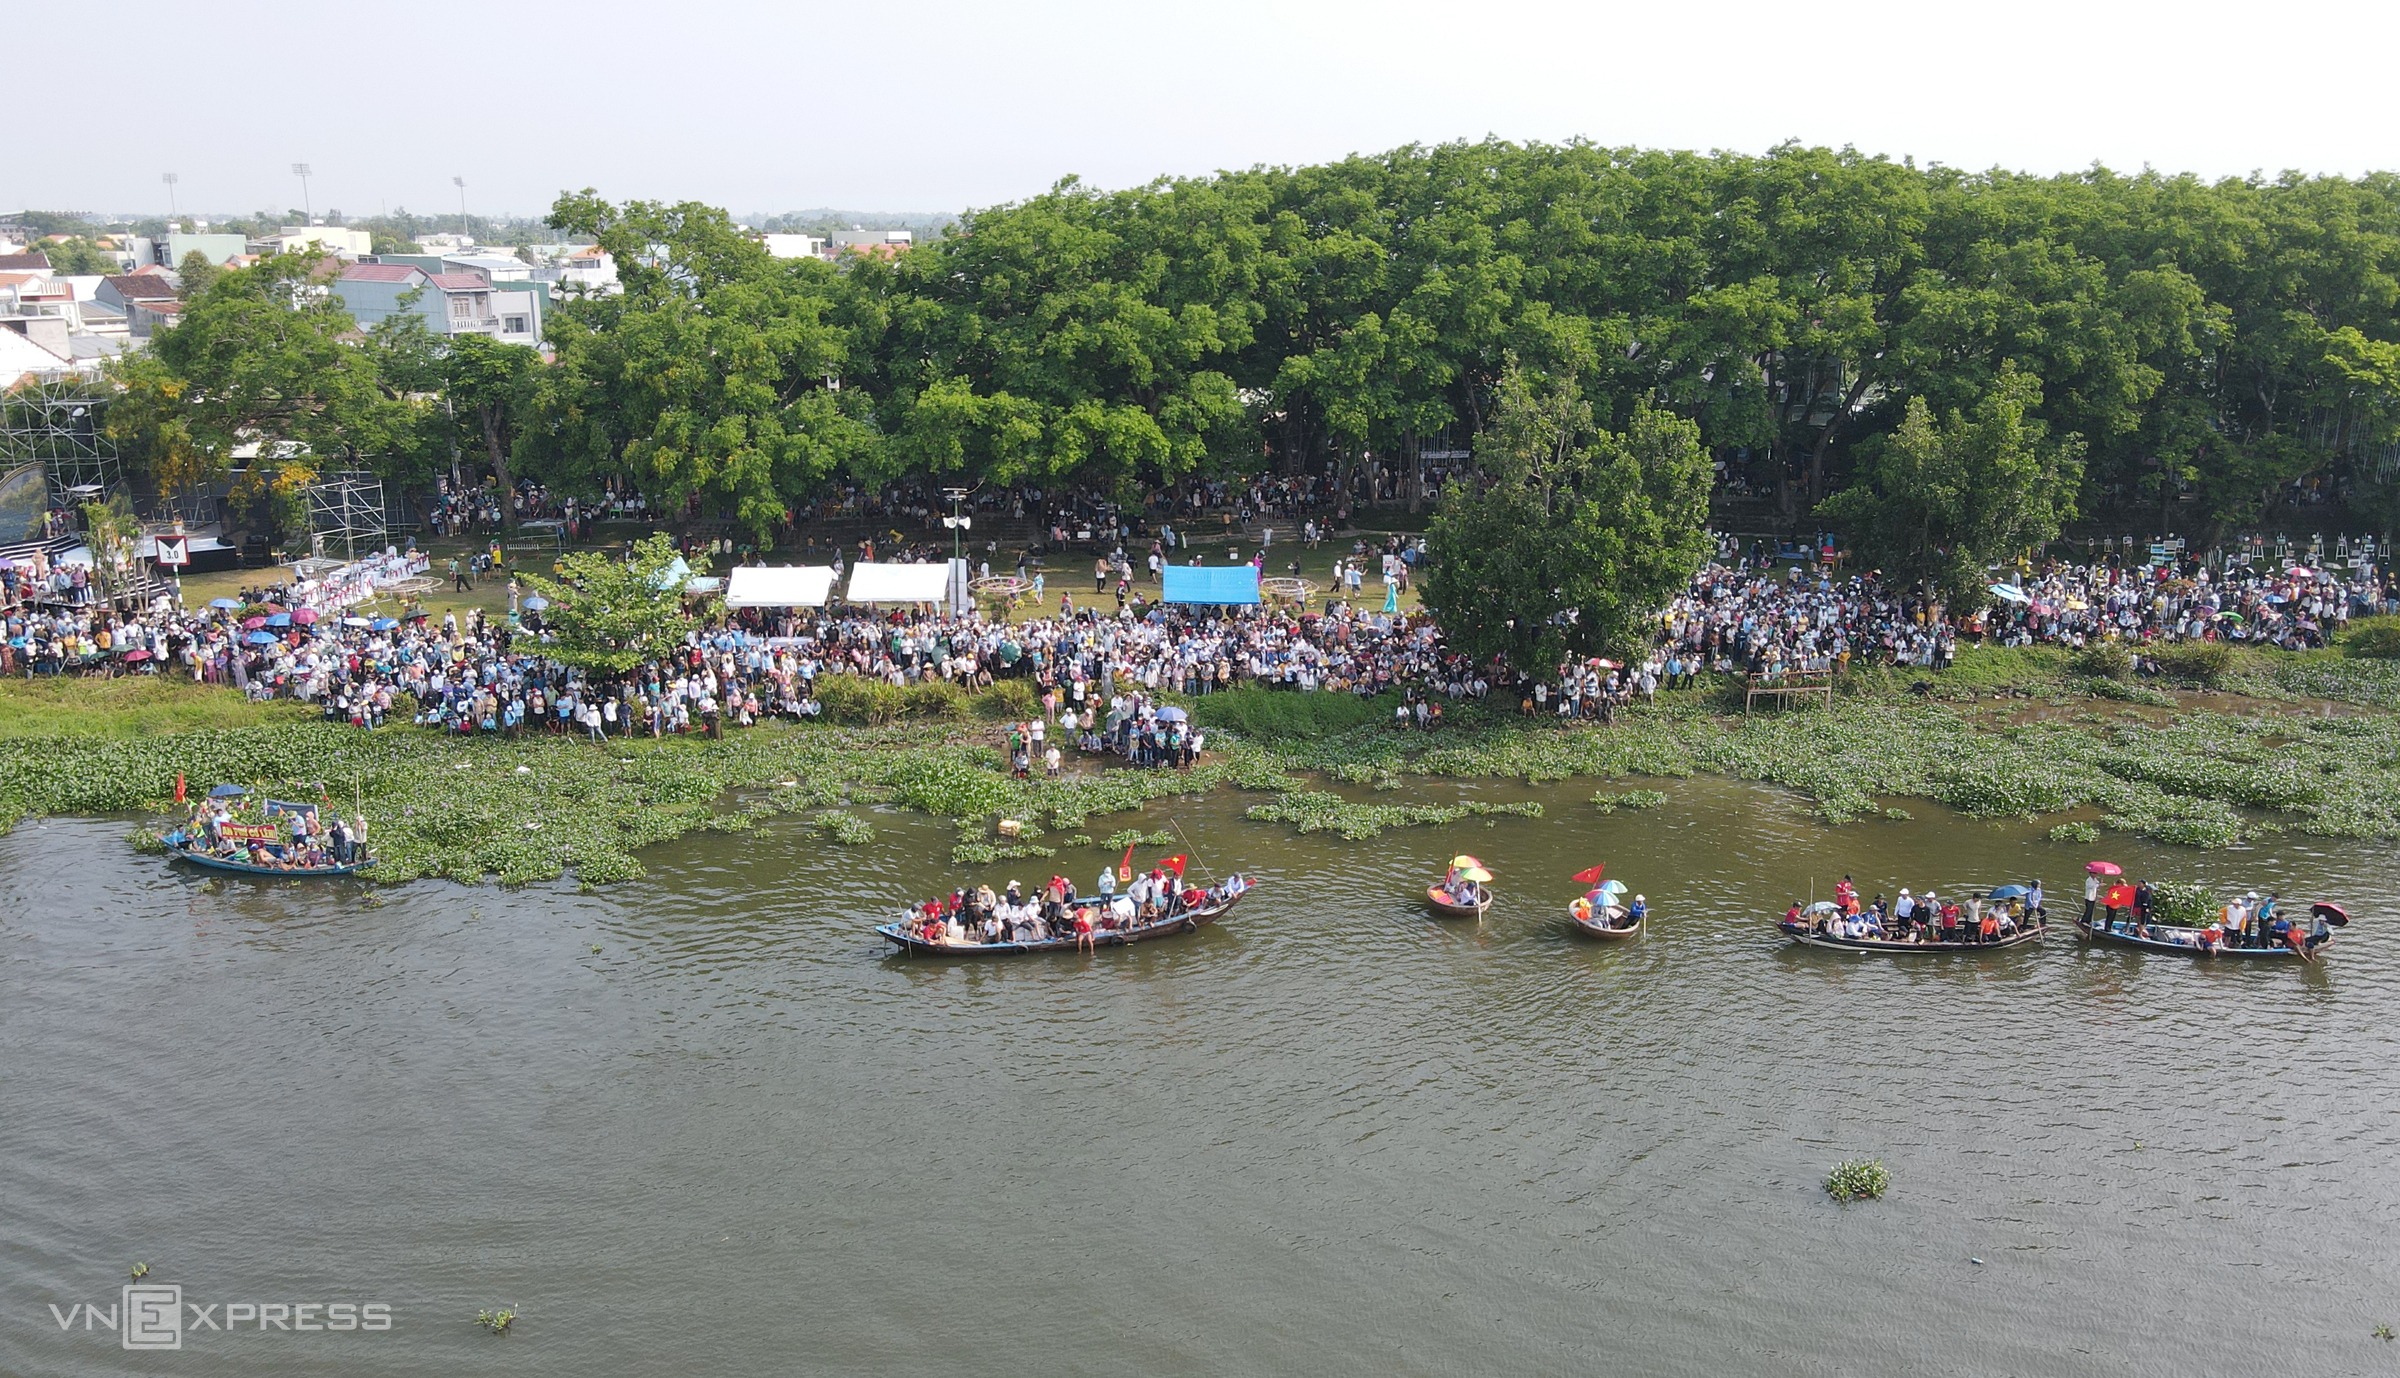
[1595,879,1627,895]
[2086,860,2122,876]
[265,613,292,627]
[244,630,274,645]
[1457,866,1494,883]
[1988,583,2031,604]
[1570,863,1607,884]
[292,608,318,624]
[1988,884,2030,900]
[1450,855,1485,870]
[2312,901,2349,926]
[241,616,266,630]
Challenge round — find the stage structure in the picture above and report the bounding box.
[0,376,121,505]
[305,470,388,561]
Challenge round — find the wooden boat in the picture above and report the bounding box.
[1779,897,2047,953]
[878,885,1250,958]
[1426,884,1490,919]
[2074,910,2306,959]
[160,829,369,877]
[1571,902,1642,940]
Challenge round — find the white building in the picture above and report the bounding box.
[271,224,375,259]
[761,233,825,260]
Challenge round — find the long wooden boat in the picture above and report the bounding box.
[1426,884,1490,919]
[1571,902,1642,940]
[878,887,1249,958]
[2074,912,2307,959]
[1778,915,2047,953]
[161,829,369,877]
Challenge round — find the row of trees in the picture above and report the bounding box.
[100,140,2400,586]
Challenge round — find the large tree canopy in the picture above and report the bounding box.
[1423,365,1713,673]
[98,145,2400,550]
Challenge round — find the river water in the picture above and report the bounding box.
[5,775,2395,1376]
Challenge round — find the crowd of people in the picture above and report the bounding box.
[2081,875,2333,957]
[174,795,368,872]
[1785,874,2049,945]
[894,867,1251,950]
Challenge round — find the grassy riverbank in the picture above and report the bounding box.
[6,643,2396,886]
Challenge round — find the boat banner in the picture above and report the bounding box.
[220,823,281,842]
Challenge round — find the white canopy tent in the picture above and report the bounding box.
[724,565,836,608]
[846,561,953,604]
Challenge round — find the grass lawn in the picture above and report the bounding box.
[0,673,308,739]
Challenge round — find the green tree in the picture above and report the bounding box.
[175,249,222,299]
[1423,365,1712,674]
[40,237,117,275]
[519,533,710,672]
[1818,366,2085,604]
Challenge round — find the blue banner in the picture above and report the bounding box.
[1161,564,1260,605]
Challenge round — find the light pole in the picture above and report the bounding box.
[291,163,313,221]
[453,176,468,239]
[161,172,179,223]
[942,487,971,561]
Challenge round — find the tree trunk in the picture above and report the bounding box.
[482,406,515,529]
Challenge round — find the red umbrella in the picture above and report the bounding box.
[292,608,319,625]
[1571,863,1607,884]
[241,616,267,630]
[2312,902,2349,927]
[2103,883,2136,908]
[2085,860,2122,876]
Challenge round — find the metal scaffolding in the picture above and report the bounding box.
[304,470,388,562]
[0,376,121,506]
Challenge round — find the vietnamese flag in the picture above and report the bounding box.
[1571,863,1606,884]
[1159,855,1188,878]
[2103,883,2137,908]
[174,771,186,804]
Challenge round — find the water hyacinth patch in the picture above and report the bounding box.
[1825,1159,1891,1203]
[1244,791,1544,840]
[1592,789,1668,812]
[816,811,876,845]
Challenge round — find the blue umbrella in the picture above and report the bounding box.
[1988,583,2031,604]
[371,617,399,631]
[208,597,241,610]
[1596,879,1629,895]
[265,612,293,627]
[208,784,247,798]
[1154,705,1189,722]
[522,595,548,611]
[245,630,275,645]
[1988,884,2031,900]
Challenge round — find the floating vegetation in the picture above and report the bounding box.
[474,1308,517,1335]
[1244,791,1544,840]
[1883,807,1913,821]
[951,839,1058,866]
[1592,789,1668,813]
[2048,821,2101,844]
[815,811,875,845]
[1824,1159,1891,1203]
[1102,828,1176,850]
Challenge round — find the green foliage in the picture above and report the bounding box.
[519,533,709,673]
[815,810,875,845]
[474,1308,517,1335]
[1824,1159,1890,1203]
[2147,881,2216,926]
[1424,367,1712,670]
[2149,642,2234,687]
[1192,686,1393,739]
[2048,821,2101,843]
[1243,790,1544,840]
[1592,789,1667,812]
[971,679,1039,721]
[2071,643,2132,680]
[1816,367,2083,606]
[2338,616,2400,660]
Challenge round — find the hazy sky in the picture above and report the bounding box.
[27,0,2399,221]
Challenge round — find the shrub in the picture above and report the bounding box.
[901,678,967,719]
[813,676,907,725]
[1192,686,1395,740]
[971,678,1039,721]
[2150,642,2234,686]
[2071,643,2131,680]
[2339,616,2400,660]
[2148,880,2216,925]
[1825,1159,1890,1202]
[2048,821,2100,843]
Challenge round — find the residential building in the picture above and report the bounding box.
[98,273,182,324]
[828,228,913,255]
[0,250,52,273]
[761,233,825,260]
[0,325,76,387]
[152,231,248,268]
[332,263,542,348]
[442,251,534,282]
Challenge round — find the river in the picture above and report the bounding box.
[5,775,2394,1376]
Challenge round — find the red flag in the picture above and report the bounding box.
[1118,842,1135,884]
[2103,883,2136,908]
[174,771,186,804]
[1571,863,1606,884]
[1159,855,1188,878]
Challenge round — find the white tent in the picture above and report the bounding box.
[724,566,834,607]
[846,561,952,604]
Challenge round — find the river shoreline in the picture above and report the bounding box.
[7,642,2397,887]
